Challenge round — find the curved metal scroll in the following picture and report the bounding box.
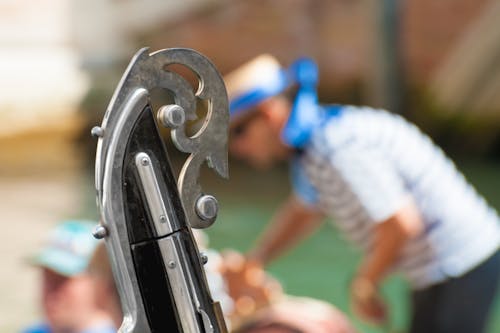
[94,48,229,333]
[98,47,229,229]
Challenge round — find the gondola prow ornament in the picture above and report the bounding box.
[92,48,229,333]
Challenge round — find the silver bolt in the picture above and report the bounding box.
[141,157,149,166]
[91,126,104,138]
[200,252,208,265]
[157,104,186,129]
[92,225,108,239]
[159,215,167,223]
[195,195,218,221]
[168,261,176,269]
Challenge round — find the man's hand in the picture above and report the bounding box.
[350,276,387,326]
[219,250,283,324]
[247,195,324,265]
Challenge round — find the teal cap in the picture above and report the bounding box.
[31,220,100,277]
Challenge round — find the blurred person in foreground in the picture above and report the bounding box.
[219,250,356,333]
[85,227,356,332]
[232,297,354,333]
[87,242,122,329]
[23,220,116,333]
[225,54,500,332]
[192,230,355,332]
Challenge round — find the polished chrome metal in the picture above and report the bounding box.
[134,152,174,236]
[200,252,208,265]
[158,104,186,129]
[94,48,229,333]
[158,236,203,333]
[195,195,218,221]
[92,224,108,239]
[91,126,104,138]
[199,309,215,333]
[97,88,151,333]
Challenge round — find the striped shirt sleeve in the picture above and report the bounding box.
[290,156,319,206]
[330,147,410,222]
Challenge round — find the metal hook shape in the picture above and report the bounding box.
[96,47,229,229]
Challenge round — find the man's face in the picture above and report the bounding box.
[41,268,96,332]
[229,112,280,169]
[229,98,291,169]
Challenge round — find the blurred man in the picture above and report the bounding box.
[23,220,115,333]
[219,250,356,333]
[233,297,356,333]
[225,54,500,332]
[87,242,122,329]
[193,230,356,332]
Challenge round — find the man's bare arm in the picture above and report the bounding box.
[247,195,325,266]
[350,199,424,324]
[357,199,424,285]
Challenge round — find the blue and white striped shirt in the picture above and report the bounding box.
[291,106,500,289]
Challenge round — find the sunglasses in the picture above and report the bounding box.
[230,111,261,138]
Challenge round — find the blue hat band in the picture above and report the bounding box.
[230,57,330,148]
[229,69,289,118]
[282,58,321,148]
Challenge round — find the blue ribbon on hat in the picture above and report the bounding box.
[281,58,322,148]
[229,69,289,117]
[229,57,335,148]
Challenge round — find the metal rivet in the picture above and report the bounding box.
[200,252,208,265]
[159,215,167,223]
[91,126,104,138]
[195,195,218,221]
[141,157,149,166]
[168,261,176,269]
[92,225,108,239]
[157,104,185,129]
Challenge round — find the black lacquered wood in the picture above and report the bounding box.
[122,104,185,244]
[121,103,224,332]
[131,239,180,332]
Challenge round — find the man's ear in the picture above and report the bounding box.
[259,97,290,131]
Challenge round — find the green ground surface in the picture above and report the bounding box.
[204,158,500,333]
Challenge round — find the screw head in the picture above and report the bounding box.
[195,195,218,221]
[141,157,149,166]
[91,126,104,138]
[200,252,208,265]
[158,104,186,129]
[167,261,176,269]
[92,225,108,239]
